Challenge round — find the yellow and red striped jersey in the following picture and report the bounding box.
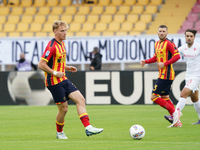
[154,38,180,80]
[41,38,67,86]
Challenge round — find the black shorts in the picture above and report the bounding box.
[47,80,78,104]
[152,78,173,96]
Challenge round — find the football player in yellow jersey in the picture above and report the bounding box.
[38,21,103,139]
[141,25,182,128]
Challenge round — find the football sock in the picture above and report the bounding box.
[79,113,90,127]
[176,97,186,111]
[193,100,200,119]
[152,97,175,115]
[56,120,65,132]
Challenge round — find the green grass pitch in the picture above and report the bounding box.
[0,105,199,150]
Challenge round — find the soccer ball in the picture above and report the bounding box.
[129,125,145,140]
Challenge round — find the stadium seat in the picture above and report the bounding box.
[0,7,10,15]
[42,23,52,32]
[192,5,200,13]
[74,15,86,23]
[94,22,107,32]
[120,22,133,31]
[140,14,152,23]
[82,23,94,32]
[104,6,117,14]
[33,0,46,7]
[86,15,99,23]
[76,32,87,36]
[130,6,144,14]
[66,32,74,36]
[136,0,149,5]
[117,6,130,14]
[21,15,33,23]
[89,31,101,36]
[102,31,114,36]
[7,15,20,24]
[35,32,47,37]
[181,21,194,30]
[46,15,60,23]
[129,31,141,35]
[29,23,42,32]
[149,0,162,5]
[113,15,125,23]
[187,13,199,22]
[143,5,157,14]
[7,0,20,7]
[0,16,6,24]
[100,15,112,23]
[0,32,7,37]
[20,0,32,7]
[115,31,127,36]
[110,0,123,6]
[9,32,20,37]
[90,6,104,15]
[63,6,77,15]
[3,23,16,32]
[98,0,110,6]
[61,15,73,24]
[127,14,139,23]
[50,6,63,15]
[68,22,81,32]
[77,6,90,15]
[133,22,146,32]
[194,20,200,30]
[16,23,29,32]
[22,32,34,37]
[37,7,50,15]
[46,0,58,6]
[33,15,46,23]
[59,0,71,6]
[10,7,23,15]
[24,7,37,15]
[107,22,120,32]
[123,0,136,6]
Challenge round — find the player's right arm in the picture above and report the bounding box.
[38,59,64,78]
[140,55,157,67]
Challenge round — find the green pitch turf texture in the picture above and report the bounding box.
[0,105,199,150]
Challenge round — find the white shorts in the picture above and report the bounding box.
[185,77,200,93]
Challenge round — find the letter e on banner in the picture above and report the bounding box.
[86,72,110,104]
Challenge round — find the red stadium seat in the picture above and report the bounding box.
[192,5,200,13]
[194,20,200,30]
[181,21,194,30]
[187,13,199,22]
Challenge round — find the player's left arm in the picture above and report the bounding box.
[164,42,181,66]
[65,65,77,73]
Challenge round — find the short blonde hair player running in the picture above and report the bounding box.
[38,21,103,139]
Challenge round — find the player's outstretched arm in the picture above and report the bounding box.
[65,65,77,73]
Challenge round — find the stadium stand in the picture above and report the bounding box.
[147,0,197,34]
[1,0,199,37]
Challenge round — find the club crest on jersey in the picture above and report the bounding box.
[45,51,50,57]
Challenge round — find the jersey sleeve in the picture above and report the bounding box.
[41,44,56,62]
[167,41,180,56]
[178,45,184,56]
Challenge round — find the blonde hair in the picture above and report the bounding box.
[52,20,69,31]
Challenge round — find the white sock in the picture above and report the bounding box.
[85,125,92,129]
[176,97,186,111]
[193,100,200,119]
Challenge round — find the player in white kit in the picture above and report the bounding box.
[165,29,200,125]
